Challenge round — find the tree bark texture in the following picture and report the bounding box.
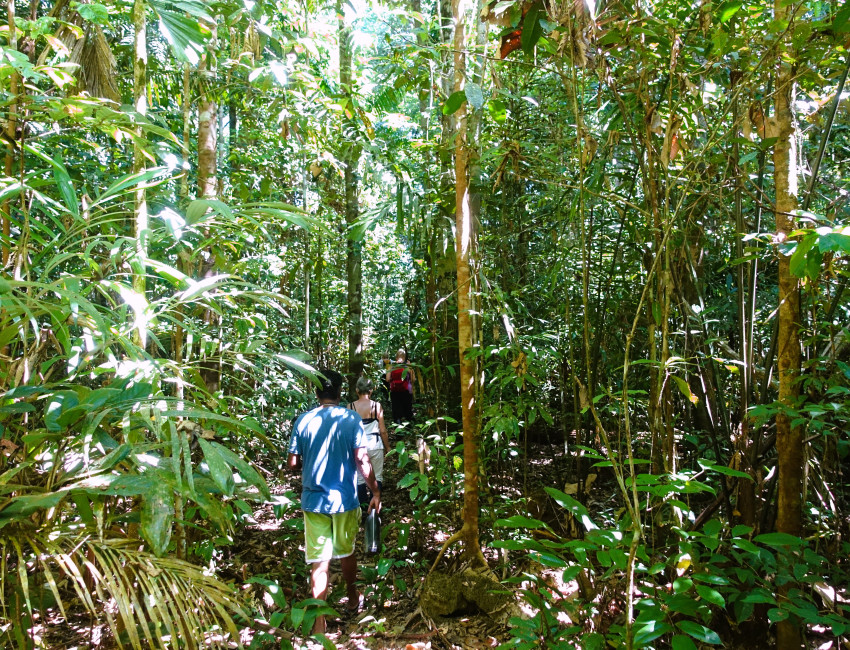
[339,0,363,395]
[773,3,803,647]
[197,28,220,394]
[452,0,484,565]
[132,0,148,347]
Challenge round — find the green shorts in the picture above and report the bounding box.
[303,509,361,563]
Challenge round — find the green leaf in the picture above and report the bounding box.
[45,391,80,432]
[91,167,168,208]
[0,401,35,413]
[731,524,753,537]
[198,437,235,496]
[754,532,804,547]
[696,584,725,607]
[768,607,789,622]
[72,474,157,497]
[789,233,816,277]
[676,620,722,645]
[672,375,698,405]
[0,491,68,522]
[834,1,850,33]
[443,90,467,115]
[671,634,698,650]
[186,198,234,225]
[211,441,271,500]
[141,481,174,556]
[544,486,597,530]
[634,621,673,645]
[817,232,850,253]
[290,607,304,628]
[487,99,507,124]
[697,459,753,480]
[495,515,546,528]
[51,156,79,218]
[718,0,742,22]
[76,3,109,24]
[155,8,210,64]
[176,274,232,303]
[521,4,544,55]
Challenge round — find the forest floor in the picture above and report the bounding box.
[230,426,544,649]
[38,428,573,648]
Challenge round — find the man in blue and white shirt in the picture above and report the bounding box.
[288,369,381,635]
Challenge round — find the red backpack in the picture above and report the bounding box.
[389,366,412,393]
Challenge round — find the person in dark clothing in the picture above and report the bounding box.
[384,349,415,424]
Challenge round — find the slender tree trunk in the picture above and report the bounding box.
[197,25,220,394]
[197,63,217,200]
[2,0,18,267]
[131,0,148,348]
[451,0,484,567]
[731,68,756,526]
[174,63,192,408]
[773,3,803,647]
[338,0,363,395]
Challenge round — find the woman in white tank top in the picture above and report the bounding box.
[348,376,390,505]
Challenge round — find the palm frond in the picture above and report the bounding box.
[5,532,246,649]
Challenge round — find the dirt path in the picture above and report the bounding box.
[233,429,516,649]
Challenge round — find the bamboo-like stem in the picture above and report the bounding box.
[132,0,148,349]
[2,0,18,268]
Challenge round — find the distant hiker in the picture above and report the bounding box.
[287,369,382,635]
[348,376,390,505]
[385,348,415,424]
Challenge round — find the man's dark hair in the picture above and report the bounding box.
[316,369,343,400]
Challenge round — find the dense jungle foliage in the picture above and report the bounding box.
[1,0,849,646]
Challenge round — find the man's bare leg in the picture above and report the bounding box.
[311,560,330,634]
[340,553,360,610]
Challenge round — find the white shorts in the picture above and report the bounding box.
[357,448,384,484]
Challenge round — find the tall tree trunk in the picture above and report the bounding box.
[197,65,217,200]
[452,0,484,567]
[132,0,148,348]
[174,63,192,407]
[731,68,757,526]
[338,0,363,395]
[197,26,220,395]
[773,2,803,647]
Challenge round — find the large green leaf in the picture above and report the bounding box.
[211,442,271,500]
[494,515,546,528]
[198,437,235,496]
[0,490,69,525]
[520,3,544,55]
[676,621,722,645]
[154,8,210,64]
[442,90,467,115]
[141,482,174,556]
[544,486,598,530]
